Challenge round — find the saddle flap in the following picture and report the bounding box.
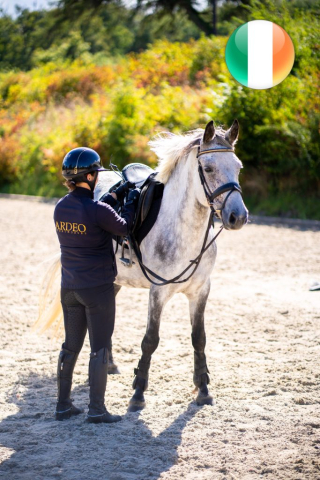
[131,173,164,240]
[141,181,156,223]
[122,163,154,188]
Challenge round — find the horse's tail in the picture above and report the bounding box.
[33,254,63,337]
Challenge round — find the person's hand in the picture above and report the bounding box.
[114,181,135,201]
[126,188,140,207]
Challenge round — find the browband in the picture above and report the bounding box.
[197,147,234,157]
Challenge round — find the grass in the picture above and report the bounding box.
[245,193,320,221]
[0,180,65,199]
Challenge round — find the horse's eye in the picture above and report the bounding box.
[204,167,213,173]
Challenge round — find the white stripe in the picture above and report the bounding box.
[248,20,273,89]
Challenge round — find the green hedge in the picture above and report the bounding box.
[0,2,319,218]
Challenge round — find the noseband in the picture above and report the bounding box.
[197,146,242,219]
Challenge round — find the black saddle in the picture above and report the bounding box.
[103,163,164,251]
[122,163,154,188]
[114,163,164,244]
[104,163,164,267]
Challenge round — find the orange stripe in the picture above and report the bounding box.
[273,24,295,86]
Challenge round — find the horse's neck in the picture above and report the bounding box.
[160,154,210,240]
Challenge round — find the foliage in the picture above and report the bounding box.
[0,2,202,72]
[135,0,214,35]
[56,0,215,36]
[0,1,319,218]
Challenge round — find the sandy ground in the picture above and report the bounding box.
[0,197,319,480]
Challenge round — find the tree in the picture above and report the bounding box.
[57,0,216,35]
[135,0,214,35]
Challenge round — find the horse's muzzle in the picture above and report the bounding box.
[223,208,248,230]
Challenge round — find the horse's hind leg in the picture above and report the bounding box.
[108,284,122,375]
[128,287,171,412]
[187,280,213,406]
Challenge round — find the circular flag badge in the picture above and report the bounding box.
[225,20,295,89]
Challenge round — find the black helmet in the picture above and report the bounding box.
[62,147,108,180]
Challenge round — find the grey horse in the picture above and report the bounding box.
[95,119,248,410]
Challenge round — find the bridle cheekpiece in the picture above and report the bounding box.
[196,145,242,219]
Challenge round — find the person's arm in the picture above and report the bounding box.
[96,189,140,236]
[99,181,135,211]
[99,193,119,209]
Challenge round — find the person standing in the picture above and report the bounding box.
[54,147,139,423]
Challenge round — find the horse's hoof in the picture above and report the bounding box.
[108,363,120,375]
[127,399,146,413]
[196,392,214,406]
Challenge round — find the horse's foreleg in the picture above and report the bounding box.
[188,280,213,406]
[107,284,122,375]
[128,287,170,412]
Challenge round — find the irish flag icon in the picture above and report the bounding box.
[225,20,295,89]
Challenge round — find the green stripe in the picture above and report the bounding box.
[226,24,248,87]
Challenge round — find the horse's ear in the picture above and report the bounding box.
[225,119,239,145]
[203,121,215,144]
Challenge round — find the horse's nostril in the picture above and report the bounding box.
[229,212,237,225]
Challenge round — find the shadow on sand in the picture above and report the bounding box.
[0,372,203,480]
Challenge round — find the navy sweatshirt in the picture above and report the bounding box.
[54,187,135,288]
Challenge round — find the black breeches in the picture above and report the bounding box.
[61,283,115,354]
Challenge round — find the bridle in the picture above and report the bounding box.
[129,145,243,286]
[197,146,242,219]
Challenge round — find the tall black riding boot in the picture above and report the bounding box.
[87,347,122,424]
[55,346,84,421]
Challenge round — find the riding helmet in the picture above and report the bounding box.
[62,147,108,180]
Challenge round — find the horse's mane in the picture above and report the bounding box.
[149,127,229,184]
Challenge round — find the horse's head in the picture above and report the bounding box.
[195,120,248,230]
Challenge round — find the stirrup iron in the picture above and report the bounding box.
[119,237,135,267]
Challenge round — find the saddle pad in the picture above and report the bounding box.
[122,163,154,188]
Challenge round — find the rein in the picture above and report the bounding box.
[130,216,223,286]
[129,145,243,286]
